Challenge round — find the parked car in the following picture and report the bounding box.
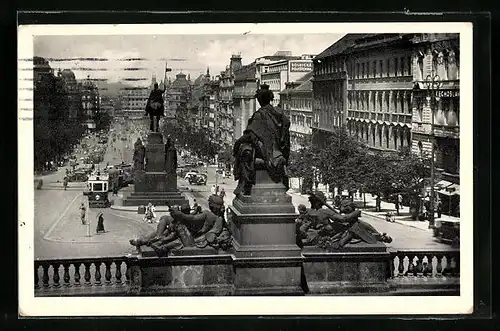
[433,218,460,247]
[189,174,207,185]
[68,171,88,182]
[184,171,199,181]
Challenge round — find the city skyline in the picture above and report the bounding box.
[34,33,344,86]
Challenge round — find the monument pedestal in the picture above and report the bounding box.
[122,132,188,207]
[228,170,304,295]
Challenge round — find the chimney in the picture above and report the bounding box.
[230,54,242,73]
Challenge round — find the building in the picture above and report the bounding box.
[280,71,314,151]
[119,86,149,119]
[261,56,313,107]
[312,34,414,151]
[165,72,192,121]
[58,69,81,120]
[410,33,460,216]
[217,56,238,148]
[233,62,259,140]
[80,75,100,129]
[232,52,299,139]
[100,95,115,118]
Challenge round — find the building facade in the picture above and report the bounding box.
[280,71,313,151]
[80,76,100,129]
[58,69,81,120]
[261,57,313,107]
[312,34,414,152]
[119,86,149,119]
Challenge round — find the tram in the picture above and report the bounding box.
[84,172,111,208]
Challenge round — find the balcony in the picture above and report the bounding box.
[34,248,459,296]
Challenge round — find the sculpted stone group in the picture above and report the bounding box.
[296,191,392,250]
[129,195,231,256]
[232,84,290,197]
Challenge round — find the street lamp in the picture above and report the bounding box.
[423,74,441,228]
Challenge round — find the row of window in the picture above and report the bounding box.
[347,90,412,114]
[285,98,313,110]
[291,114,312,127]
[347,121,412,151]
[349,56,412,79]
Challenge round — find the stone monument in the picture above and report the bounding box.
[228,84,303,295]
[122,132,188,207]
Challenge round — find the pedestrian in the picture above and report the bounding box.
[334,195,342,209]
[375,195,381,212]
[397,194,403,213]
[96,212,105,233]
[216,185,220,195]
[80,203,87,225]
[395,197,400,216]
[63,177,68,191]
[219,188,226,200]
[211,184,217,195]
[436,198,442,218]
[112,185,118,196]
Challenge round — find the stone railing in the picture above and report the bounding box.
[35,257,131,297]
[34,248,460,296]
[387,249,460,295]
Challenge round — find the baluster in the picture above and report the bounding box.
[449,255,458,276]
[34,264,39,289]
[63,263,71,287]
[52,263,61,288]
[392,255,399,277]
[407,257,414,277]
[84,263,92,286]
[422,256,429,277]
[453,255,460,276]
[397,254,405,277]
[441,256,449,276]
[115,261,123,285]
[42,264,50,288]
[74,262,82,286]
[94,262,102,286]
[104,262,112,285]
[124,262,130,285]
[431,256,438,277]
[415,256,423,277]
[435,255,443,277]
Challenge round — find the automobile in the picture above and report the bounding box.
[184,171,199,181]
[433,218,460,247]
[189,173,207,185]
[68,171,88,182]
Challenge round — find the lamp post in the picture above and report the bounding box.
[423,74,441,228]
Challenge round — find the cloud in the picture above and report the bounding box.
[34,33,345,86]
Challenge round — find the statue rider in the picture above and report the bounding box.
[145,82,165,132]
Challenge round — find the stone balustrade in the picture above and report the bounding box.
[388,249,460,295]
[35,257,131,297]
[34,248,460,296]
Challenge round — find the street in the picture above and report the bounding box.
[34,119,450,260]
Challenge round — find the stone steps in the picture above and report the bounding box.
[122,197,189,207]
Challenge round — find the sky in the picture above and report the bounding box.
[34,33,344,86]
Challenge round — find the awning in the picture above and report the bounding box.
[438,183,460,196]
[434,180,453,191]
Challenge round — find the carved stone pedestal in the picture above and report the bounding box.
[228,170,304,295]
[301,244,392,295]
[122,132,188,207]
[128,247,234,296]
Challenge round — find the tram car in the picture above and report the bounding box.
[84,172,111,208]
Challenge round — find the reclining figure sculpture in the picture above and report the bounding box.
[296,191,392,250]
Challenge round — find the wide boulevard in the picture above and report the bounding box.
[34,120,451,260]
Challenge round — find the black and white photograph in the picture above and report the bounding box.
[18,22,473,316]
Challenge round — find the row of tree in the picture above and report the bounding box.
[161,114,220,162]
[287,128,431,207]
[34,73,86,171]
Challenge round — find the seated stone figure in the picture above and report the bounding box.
[170,195,231,251]
[233,84,291,198]
[318,200,393,251]
[295,191,361,248]
[129,204,194,256]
